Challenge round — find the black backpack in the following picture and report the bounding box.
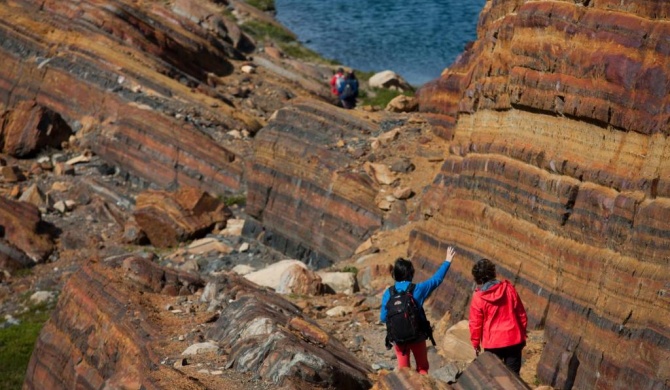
[385,284,425,345]
[340,83,355,99]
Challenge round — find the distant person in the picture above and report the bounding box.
[337,71,359,109]
[380,246,457,374]
[330,67,345,96]
[469,258,528,375]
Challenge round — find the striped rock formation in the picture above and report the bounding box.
[0,0,332,196]
[415,1,670,389]
[25,255,372,389]
[246,99,384,268]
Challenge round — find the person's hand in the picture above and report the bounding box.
[474,346,481,356]
[445,246,456,263]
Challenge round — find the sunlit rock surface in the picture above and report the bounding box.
[0,0,332,196]
[0,197,54,271]
[415,1,670,389]
[246,99,383,268]
[133,186,232,248]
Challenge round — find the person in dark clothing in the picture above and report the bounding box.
[380,246,457,374]
[337,71,359,109]
[469,258,528,375]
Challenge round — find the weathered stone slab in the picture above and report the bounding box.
[452,352,530,390]
[1,100,72,158]
[373,367,452,390]
[0,197,54,269]
[133,187,232,248]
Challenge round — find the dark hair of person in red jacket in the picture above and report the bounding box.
[469,258,528,375]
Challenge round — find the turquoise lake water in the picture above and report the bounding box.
[274,0,486,86]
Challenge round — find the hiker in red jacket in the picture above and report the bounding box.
[469,258,528,375]
[330,67,344,96]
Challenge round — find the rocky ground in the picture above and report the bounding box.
[0,107,545,388]
[0,1,551,388]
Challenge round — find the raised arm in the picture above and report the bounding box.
[414,246,457,303]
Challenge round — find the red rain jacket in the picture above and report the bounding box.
[330,73,343,95]
[469,280,528,350]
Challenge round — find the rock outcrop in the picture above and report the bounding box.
[246,99,384,267]
[415,1,670,389]
[24,255,371,389]
[24,255,204,390]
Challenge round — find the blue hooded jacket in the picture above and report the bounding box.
[380,261,451,323]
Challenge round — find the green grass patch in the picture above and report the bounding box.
[278,42,339,65]
[359,88,415,109]
[246,0,275,12]
[341,266,358,275]
[0,304,53,390]
[241,20,339,65]
[353,70,375,83]
[222,194,247,207]
[241,20,294,44]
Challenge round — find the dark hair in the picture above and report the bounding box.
[337,67,344,73]
[472,258,496,285]
[392,258,414,281]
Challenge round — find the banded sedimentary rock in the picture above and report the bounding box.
[25,255,371,389]
[24,255,204,390]
[246,99,383,267]
[0,0,261,194]
[133,186,232,248]
[0,197,54,271]
[414,1,670,389]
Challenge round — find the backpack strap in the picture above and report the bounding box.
[407,283,416,295]
[389,286,397,296]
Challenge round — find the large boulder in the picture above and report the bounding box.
[0,197,54,271]
[133,187,232,248]
[386,95,419,113]
[1,101,72,158]
[369,70,413,91]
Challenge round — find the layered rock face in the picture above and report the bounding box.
[24,256,205,390]
[246,99,383,267]
[0,0,334,196]
[416,1,670,389]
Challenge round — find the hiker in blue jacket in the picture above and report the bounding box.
[380,246,456,374]
[337,71,359,109]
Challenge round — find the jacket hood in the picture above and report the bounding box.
[478,280,510,303]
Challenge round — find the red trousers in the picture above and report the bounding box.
[393,340,429,374]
